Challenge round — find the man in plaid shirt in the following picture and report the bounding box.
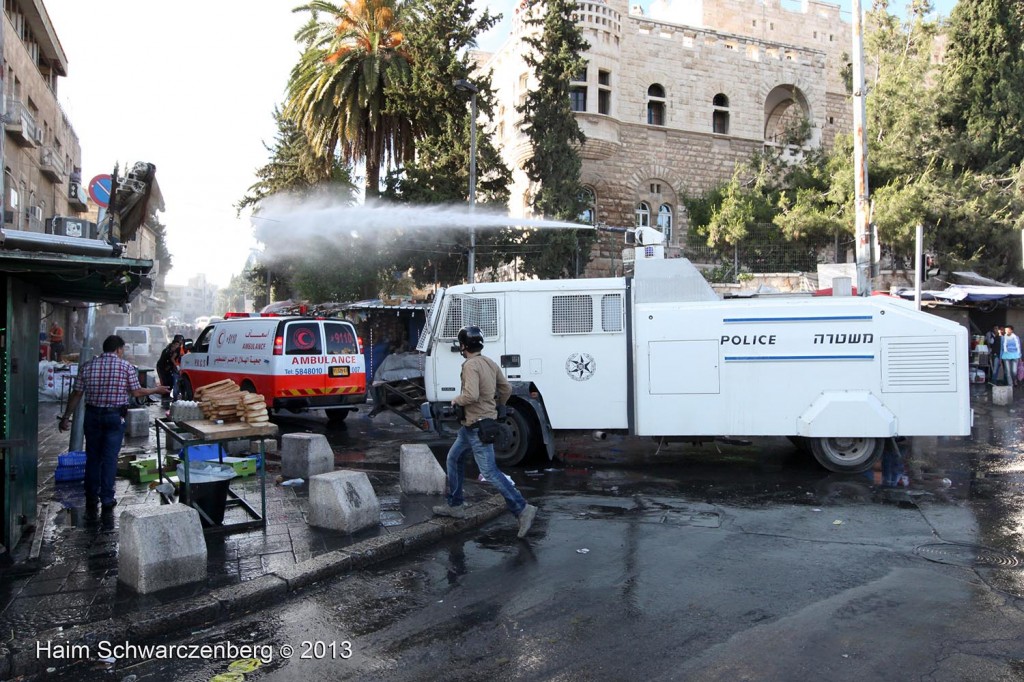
[59,335,169,522]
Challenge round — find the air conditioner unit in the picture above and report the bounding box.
[50,215,96,239]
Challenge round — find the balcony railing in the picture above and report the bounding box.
[5,97,39,148]
[40,146,65,181]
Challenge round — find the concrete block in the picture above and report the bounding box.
[126,408,149,437]
[399,443,446,495]
[225,439,249,455]
[307,470,380,533]
[992,384,1014,406]
[251,438,278,454]
[281,433,334,479]
[118,504,207,594]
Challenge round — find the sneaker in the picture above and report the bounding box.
[517,504,537,538]
[84,503,99,522]
[432,504,469,519]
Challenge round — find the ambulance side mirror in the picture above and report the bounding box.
[183,339,194,351]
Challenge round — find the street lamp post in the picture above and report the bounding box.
[455,79,478,283]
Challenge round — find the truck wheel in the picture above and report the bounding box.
[809,437,884,473]
[495,408,532,468]
[178,376,194,401]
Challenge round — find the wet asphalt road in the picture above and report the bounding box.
[64,385,1024,681]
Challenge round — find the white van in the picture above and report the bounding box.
[179,316,367,422]
[113,326,152,363]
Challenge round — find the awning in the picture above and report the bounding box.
[893,284,1024,304]
[0,247,153,305]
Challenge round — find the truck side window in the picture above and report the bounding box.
[285,322,322,355]
[192,326,214,353]
[324,322,357,354]
[553,294,594,334]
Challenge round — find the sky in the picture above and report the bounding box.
[44,0,959,290]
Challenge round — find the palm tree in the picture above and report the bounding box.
[286,0,414,197]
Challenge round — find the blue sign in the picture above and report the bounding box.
[88,174,112,208]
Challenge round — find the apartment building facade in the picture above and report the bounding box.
[3,0,87,233]
[481,0,852,276]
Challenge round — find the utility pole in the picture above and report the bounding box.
[455,79,478,283]
[852,0,872,295]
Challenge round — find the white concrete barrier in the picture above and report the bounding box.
[992,384,1014,406]
[399,444,446,495]
[281,433,334,479]
[307,470,380,533]
[126,408,149,438]
[118,505,207,594]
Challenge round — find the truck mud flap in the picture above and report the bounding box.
[516,395,556,461]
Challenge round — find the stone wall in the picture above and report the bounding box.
[481,0,852,280]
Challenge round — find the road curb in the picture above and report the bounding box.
[4,494,509,678]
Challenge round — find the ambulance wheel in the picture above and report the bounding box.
[494,408,531,468]
[178,376,194,401]
[809,437,884,473]
[240,380,257,393]
[327,410,350,424]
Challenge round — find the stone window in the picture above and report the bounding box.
[570,87,587,112]
[713,93,730,134]
[598,69,611,115]
[657,204,673,241]
[635,201,651,227]
[579,187,596,225]
[647,84,666,126]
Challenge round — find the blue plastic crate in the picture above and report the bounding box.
[55,465,85,482]
[180,443,226,462]
[58,450,86,467]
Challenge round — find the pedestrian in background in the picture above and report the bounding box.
[985,324,1002,383]
[156,334,185,405]
[1002,325,1021,387]
[58,335,169,523]
[433,326,537,538]
[48,321,64,362]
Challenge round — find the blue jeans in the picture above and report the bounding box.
[446,425,526,515]
[83,408,126,506]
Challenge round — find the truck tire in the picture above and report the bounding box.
[495,408,532,467]
[178,376,194,401]
[809,437,884,473]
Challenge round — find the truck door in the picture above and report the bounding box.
[425,293,504,403]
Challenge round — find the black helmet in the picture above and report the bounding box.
[457,326,485,352]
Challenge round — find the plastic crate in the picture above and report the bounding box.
[180,444,226,462]
[221,456,257,478]
[55,465,85,482]
[58,451,86,467]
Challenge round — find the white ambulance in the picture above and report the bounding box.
[179,316,366,422]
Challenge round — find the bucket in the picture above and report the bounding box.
[177,461,236,525]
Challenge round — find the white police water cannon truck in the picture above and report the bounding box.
[414,226,972,472]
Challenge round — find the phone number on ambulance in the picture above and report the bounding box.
[284,368,324,376]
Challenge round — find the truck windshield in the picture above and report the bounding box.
[119,329,147,343]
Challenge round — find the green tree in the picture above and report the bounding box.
[516,0,595,279]
[937,0,1024,174]
[380,0,513,286]
[286,0,414,197]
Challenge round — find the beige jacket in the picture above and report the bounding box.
[453,352,511,426]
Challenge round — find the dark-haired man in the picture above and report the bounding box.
[432,326,537,539]
[59,335,169,522]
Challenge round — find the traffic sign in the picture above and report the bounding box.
[88,174,112,208]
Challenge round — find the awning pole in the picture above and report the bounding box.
[69,305,97,451]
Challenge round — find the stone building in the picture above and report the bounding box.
[3,0,88,231]
[479,0,851,276]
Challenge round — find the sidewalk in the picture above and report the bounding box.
[0,401,504,679]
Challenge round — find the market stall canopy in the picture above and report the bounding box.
[893,272,1024,305]
[0,230,153,305]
